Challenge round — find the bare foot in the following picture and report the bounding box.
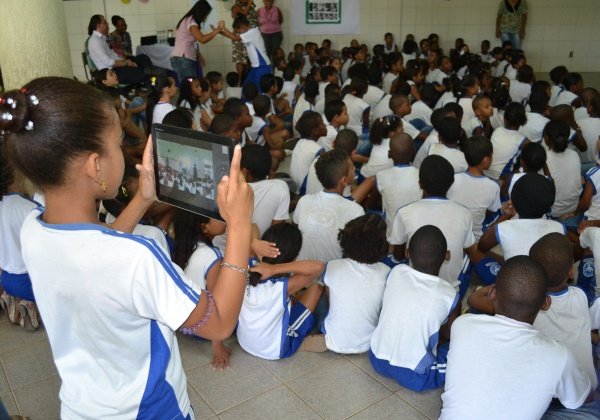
[210,341,231,371]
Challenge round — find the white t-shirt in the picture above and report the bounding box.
[575,107,590,122]
[249,179,290,236]
[584,166,600,220]
[225,86,242,99]
[457,98,475,125]
[426,68,446,85]
[323,259,389,353]
[534,286,598,390]
[509,80,532,105]
[578,117,600,163]
[440,314,591,419]
[402,118,420,140]
[280,81,297,109]
[436,93,458,110]
[447,172,501,241]
[554,90,578,107]
[579,227,600,290]
[490,108,505,130]
[546,149,582,217]
[370,265,458,372]
[183,242,222,291]
[462,117,484,137]
[343,94,370,137]
[239,27,270,68]
[428,144,468,173]
[360,138,393,178]
[376,164,422,237]
[363,85,386,112]
[485,127,527,180]
[550,84,562,106]
[371,94,393,121]
[290,139,322,194]
[389,198,475,287]
[405,101,433,126]
[20,210,197,419]
[413,130,439,168]
[247,116,267,146]
[519,112,549,143]
[496,218,566,260]
[382,72,397,94]
[237,274,291,360]
[317,123,338,152]
[153,102,175,125]
[292,94,313,137]
[293,191,365,262]
[305,156,352,198]
[0,193,38,274]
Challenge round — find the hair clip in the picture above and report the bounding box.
[6,98,16,109]
[1,112,13,121]
[150,76,157,87]
[29,95,39,106]
[0,97,5,105]
[187,77,194,83]
[20,87,29,94]
[25,120,34,131]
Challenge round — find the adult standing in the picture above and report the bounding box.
[495,0,528,50]
[86,15,146,85]
[257,0,283,62]
[231,0,259,86]
[171,0,222,83]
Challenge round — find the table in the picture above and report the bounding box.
[136,44,173,70]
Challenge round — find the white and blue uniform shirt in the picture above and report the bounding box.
[20,210,198,419]
[519,112,549,143]
[0,193,38,274]
[584,166,600,220]
[239,27,270,68]
[290,139,322,195]
[360,138,394,178]
[183,242,223,291]
[496,218,566,260]
[485,127,527,180]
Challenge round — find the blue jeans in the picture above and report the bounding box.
[170,56,198,85]
[501,32,521,50]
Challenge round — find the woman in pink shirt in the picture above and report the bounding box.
[171,0,221,83]
[257,0,283,61]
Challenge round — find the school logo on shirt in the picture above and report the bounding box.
[583,259,595,278]
[486,261,501,276]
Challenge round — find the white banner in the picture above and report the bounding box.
[291,0,360,36]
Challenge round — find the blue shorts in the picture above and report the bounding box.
[280,302,315,359]
[0,271,35,301]
[369,343,449,392]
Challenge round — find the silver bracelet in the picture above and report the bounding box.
[221,261,250,280]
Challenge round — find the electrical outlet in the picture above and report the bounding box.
[569,51,573,58]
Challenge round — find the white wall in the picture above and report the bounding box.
[63,0,600,82]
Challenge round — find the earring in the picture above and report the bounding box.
[100,181,107,192]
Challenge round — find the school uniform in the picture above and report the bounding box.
[371,94,393,121]
[546,149,582,217]
[575,107,590,122]
[401,52,416,64]
[225,86,242,99]
[448,172,501,241]
[440,314,591,419]
[509,80,532,105]
[183,243,222,292]
[584,166,600,220]
[426,68,446,86]
[485,127,527,180]
[554,90,579,107]
[376,164,422,238]
[363,85,387,111]
[578,116,600,163]
[316,122,338,152]
[343,94,370,138]
[153,102,175,125]
[247,115,268,146]
[292,94,313,137]
[434,91,455,110]
[428,144,468,173]
[504,65,517,81]
[290,139,323,194]
[305,157,352,197]
[457,98,475,125]
[370,264,458,391]
[493,60,510,78]
[360,138,394,178]
[402,118,421,140]
[323,259,389,354]
[237,272,315,360]
[340,59,353,84]
[413,130,439,168]
[389,198,475,288]
[293,191,365,262]
[534,286,598,390]
[519,112,549,143]
[249,179,290,236]
[382,72,398,94]
[490,107,505,130]
[240,27,271,88]
[496,218,566,260]
[405,100,432,126]
[462,117,485,137]
[280,80,298,108]
[477,52,492,63]
[20,210,199,419]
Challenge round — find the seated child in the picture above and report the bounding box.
[389,155,477,292]
[462,95,494,138]
[382,53,403,94]
[205,71,225,114]
[209,113,241,143]
[554,72,584,107]
[293,149,365,262]
[317,99,349,152]
[428,117,468,173]
[484,102,529,181]
[390,94,426,142]
[549,65,569,106]
[290,111,326,194]
[93,68,146,127]
[550,104,588,153]
[448,136,501,241]
[376,133,422,237]
[370,225,459,391]
[241,83,258,115]
[360,115,401,178]
[241,145,290,236]
[222,98,253,145]
[440,256,591,419]
[146,75,177,127]
[413,107,456,168]
[177,77,212,131]
[519,89,550,143]
[247,95,286,174]
[237,223,324,360]
[502,141,548,199]
[292,77,319,136]
[280,66,300,109]
[509,64,534,105]
[574,87,598,122]
[225,72,242,99]
[323,215,391,354]
[342,77,370,139]
[578,94,600,168]
[404,83,436,128]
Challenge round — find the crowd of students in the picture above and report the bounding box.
[1,5,600,417]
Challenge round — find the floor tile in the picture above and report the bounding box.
[287,358,391,419]
[344,353,403,392]
[0,362,9,394]
[186,342,282,414]
[0,316,48,356]
[1,337,58,389]
[187,384,216,419]
[0,392,19,416]
[13,375,61,419]
[349,394,428,420]
[177,333,215,372]
[396,387,443,419]
[218,385,321,420]
[257,350,340,382]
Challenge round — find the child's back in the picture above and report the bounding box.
[486,124,527,181]
[0,194,38,275]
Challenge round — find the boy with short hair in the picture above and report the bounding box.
[225,72,242,99]
[519,90,550,143]
[293,149,365,262]
[205,71,225,113]
[463,95,494,138]
[292,78,319,136]
[222,98,253,145]
[370,225,459,391]
[440,256,591,419]
[390,94,424,141]
[290,111,327,195]
[248,95,287,175]
[428,117,468,173]
[342,77,370,139]
[317,99,349,151]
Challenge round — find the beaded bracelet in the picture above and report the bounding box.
[180,290,215,335]
[221,261,250,280]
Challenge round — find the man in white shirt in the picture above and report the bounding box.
[86,15,146,85]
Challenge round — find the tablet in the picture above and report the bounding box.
[152,123,234,221]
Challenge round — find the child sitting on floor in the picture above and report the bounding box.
[290,111,327,195]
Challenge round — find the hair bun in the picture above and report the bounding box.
[0,91,32,134]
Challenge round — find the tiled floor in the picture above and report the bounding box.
[0,313,443,419]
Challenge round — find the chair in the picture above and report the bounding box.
[82,52,92,81]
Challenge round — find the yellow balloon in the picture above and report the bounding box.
[121,0,131,4]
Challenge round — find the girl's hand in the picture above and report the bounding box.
[217,145,254,228]
[249,262,273,280]
[252,239,280,260]
[135,136,157,204]
[501,200,516,218]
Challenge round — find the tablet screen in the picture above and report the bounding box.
[152,123,234,221]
